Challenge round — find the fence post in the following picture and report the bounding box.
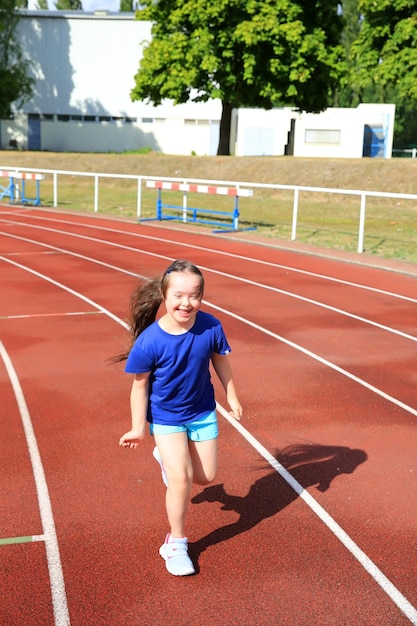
[182,184,188,222]
[291,187,299,240]
[358,193,366,253]
[94,175,99,212]
[53,172,58,207]
[137,177,142,219]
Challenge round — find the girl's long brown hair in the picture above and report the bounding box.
[111,259,204,363]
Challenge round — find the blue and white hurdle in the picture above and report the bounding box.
[0,170,45,206]
[145,180,255,232]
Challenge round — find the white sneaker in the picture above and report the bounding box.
[152,446,168,487]
[159,534,195,576]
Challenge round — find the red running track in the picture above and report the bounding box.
[0,206,416,626]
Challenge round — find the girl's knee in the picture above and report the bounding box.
[193,469,216,486]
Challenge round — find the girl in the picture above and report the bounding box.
[117,259,242,576]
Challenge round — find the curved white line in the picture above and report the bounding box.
[1,228,416,346]
[216,403,417,624]
[0,342,70,626]
[1,212,416,303]
[1,254,416,417]
[1,255,415,621]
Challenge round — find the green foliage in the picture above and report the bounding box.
[132,0,345,154]
[54,0,83,9]
[15,0,28,7]
[120,0,139,10]
[352,0,417,100]
[36,0,49,8]
[0,0,34,118]
[331,0,362,106]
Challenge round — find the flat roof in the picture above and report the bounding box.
[18,10,136,20]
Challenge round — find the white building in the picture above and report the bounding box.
[1,10,395,158]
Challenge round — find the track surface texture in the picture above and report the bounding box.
[1,206,416,626]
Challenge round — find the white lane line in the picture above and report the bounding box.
[0,342,70,626]
[1,230,416,344]
[2,212,416,302]
[0,256,128,330]
[1,253,416,419]
[1,311,103,320]
[216,403,417,625]
[209,300,417,418]
[2,255,417,620]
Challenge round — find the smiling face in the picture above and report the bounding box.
[162,271,203,332]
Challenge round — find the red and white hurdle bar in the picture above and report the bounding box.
[146,180,254,232]
[0,170,45,205]
[146,180,253,197]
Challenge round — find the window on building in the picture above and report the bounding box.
[305,129,341,144]
[185,119,209,125]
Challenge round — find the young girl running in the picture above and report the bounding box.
[117,259,242,576]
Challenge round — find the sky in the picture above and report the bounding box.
[28,0,120,10]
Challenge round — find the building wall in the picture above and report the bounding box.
[1,11,395,159]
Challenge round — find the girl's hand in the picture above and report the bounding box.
[119,428,145,448]
[228,398,243,421]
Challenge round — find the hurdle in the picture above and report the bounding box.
[145,180,255,232]
[0,170,45,206]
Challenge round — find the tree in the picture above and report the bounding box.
[0,0,34,119]
[15,0,28,7]
[352,0,417,101]
[120,0,139,10]
[36,0,49,8]
[331,0,362,107]
[54,0,83,9]
[131,0,346,155]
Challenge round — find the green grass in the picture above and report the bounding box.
[2,151,417,264]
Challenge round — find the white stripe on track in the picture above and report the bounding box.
[0,342,70,626]
[1,213,417,303]
[1,230,416,344]
[2,254,417,621]
[216,403,417,625]
[209,301,417,418]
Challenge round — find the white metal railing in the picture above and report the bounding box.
[1,164,416,254]
[392,148,417,158]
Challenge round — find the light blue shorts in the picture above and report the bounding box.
[150,410,218,441]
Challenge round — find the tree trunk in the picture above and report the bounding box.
[217,100,233,155]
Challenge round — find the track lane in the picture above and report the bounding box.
[0,207,416,623]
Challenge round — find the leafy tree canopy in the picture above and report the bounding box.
[0,0,34,119]
[120,0,140,10]
[55,0,83,9]
[352,0,417,100]
[131,0,346,154]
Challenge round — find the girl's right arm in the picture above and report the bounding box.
[119,372,150,448]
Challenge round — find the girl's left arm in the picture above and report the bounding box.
[211,352,242,421]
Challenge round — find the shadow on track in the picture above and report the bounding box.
[189,443,367,568]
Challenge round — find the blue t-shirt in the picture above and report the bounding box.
[125,311,231,425]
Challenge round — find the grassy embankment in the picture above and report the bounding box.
[1,151,416,263]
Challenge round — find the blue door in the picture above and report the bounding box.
[28,116,41,150]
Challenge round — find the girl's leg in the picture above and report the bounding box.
[154,431,193,538]
[189,437,218,485]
